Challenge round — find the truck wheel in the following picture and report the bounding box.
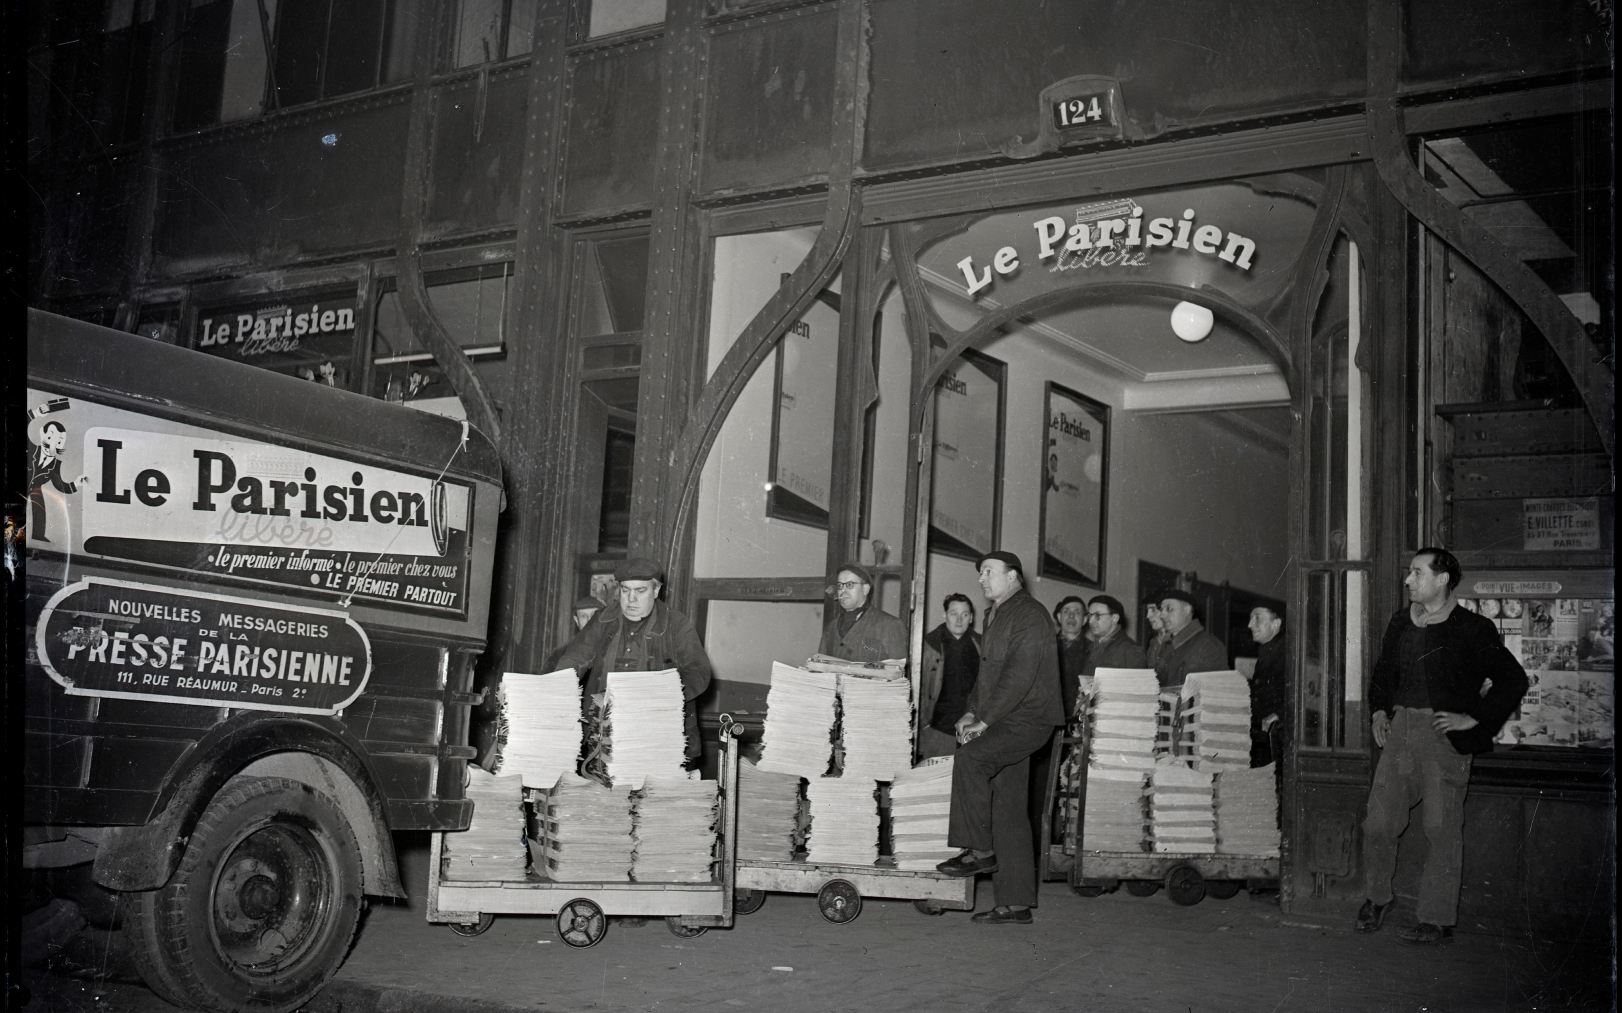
[1205,880,1241,900]
[122,777,363,1013]
[1164,865,1206,907]
[1124,880,1160,897]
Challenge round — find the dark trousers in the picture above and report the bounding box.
[947,719,1054,908]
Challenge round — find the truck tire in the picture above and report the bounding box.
[121,776,364,1013]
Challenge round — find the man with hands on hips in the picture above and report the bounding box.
[1356,548,1526,945]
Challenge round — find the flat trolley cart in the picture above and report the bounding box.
[734,856,974,922]
[1044,713,1280,905]
[425,718,744,947]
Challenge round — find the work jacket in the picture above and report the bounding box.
[818,606,909,663]
[969,589,1065,729]
[919,624,983,730]
[1368,604,1528,755]
[1154,618,1228,690]
[552,600,714,757]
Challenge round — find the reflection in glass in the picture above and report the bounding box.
[929,347,1004,559]
[767,280,841,527]
[577,235,651,338]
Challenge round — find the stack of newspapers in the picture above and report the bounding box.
[888,757,956,871]
[530,772,635,881]
[1082,669,1160,852]
[736,758,801,862]
[1148,760,1216,854]
[442,767,528,881]
[757,663,840,778]
[1179,671,1253,772]
[1215,764,1281,856]
[805,777,879,866]
[604,669,689,788]
[497,669,583,788]
[630,775,718,882]
[837,672,913,781]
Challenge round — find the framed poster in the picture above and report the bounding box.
[1040,382,1109,586]
[929,346,1005,559]
[766,282,842,528]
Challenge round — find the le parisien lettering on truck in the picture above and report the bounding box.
[37,578,372,714]
[72,418,472,615]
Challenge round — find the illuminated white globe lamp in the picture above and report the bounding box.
[1170,301,1214,342]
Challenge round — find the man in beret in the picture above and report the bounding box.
[1151,588,1228,691]
[937,551,1065,925]
[1247,605,1287,767]
[552,557,714,759]
[1082,594,1148,676]
[818,561,909,663]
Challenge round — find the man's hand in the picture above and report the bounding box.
[1431,711,1478,733]
[1372,710,1391,747]
[958,719,988,744]
[953,712,976,740]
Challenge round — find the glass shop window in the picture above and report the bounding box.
[174,0,420,131]
[370,263,512,418]
[581,0,665,40]
[451,0,536,67]
[572,233,650,562]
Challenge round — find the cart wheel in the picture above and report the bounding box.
[1164,866,1206,907]
[913,899,946,916]
[448,913,494,937]
[556,899,608,948]
[1070,883,1106,897]
[666,918,707,938]
[1125,879,1161,897]
[1205,880,1241,900]
[734,890,767,915]
[816,880,862,924]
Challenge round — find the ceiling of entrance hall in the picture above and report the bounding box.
[912,182,1317,404]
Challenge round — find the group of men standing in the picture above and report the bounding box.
[540,545,1525,943]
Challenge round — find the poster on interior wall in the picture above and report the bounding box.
[767,283,841,528]
[929,347,1005,559]
[1039,383,1109,586]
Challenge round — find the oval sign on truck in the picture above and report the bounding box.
[36,577,372,715]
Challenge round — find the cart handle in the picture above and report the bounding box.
[718,713,741,739]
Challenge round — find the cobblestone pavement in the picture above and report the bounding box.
[21,834,1613,1013]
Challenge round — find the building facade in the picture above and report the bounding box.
[27,0,1614,936]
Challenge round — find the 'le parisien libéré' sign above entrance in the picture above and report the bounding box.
[952,198,1260,300]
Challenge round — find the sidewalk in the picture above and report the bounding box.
[21,835,1612,1013]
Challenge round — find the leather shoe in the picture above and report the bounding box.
[970,906,1032,925]
[1397,922,1454,945]
[936,852,999,877]
[1353,899,1389,933]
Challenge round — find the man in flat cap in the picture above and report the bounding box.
[553,557,714,759]
[1151,588,1228,691]
[937,551,1065,925]
[818,561,908,663]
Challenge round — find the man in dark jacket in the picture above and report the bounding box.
[1152,589,1228,690]
[1355,549,1527,945]
[552,557,714,759]
[937,551,1065,925]
[918,593,981,760]
[1082,594,1148,676]
[1247,605,1287,767]
[1053,596,1089,715]
[818,561,909,663]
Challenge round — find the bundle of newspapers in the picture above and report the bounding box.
[1081,669,1160,852]
[1214,764,1280,855]
[1148,759,1216,854]
[442,767,528,881]
[495,669,584,789]
[836,672,913,781]
[1178,671,1253,771]
[630,775,718,882]
[888,757,956,871]
[604,669,689,788]
[757,663,841,778]
[530,772,635,881]
[805,777,880,866]
[736,758,802,862]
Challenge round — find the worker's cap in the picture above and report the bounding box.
[571,596,604,612]
[1054,595,1087,617]
[975,550,1025,580]
[613,557,663,582]
[1088,594,1126,619]
[1153,588,1197,608]
[833,561,874,586]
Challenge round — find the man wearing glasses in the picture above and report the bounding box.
[1080,594,1147,675]
[817,561,909,663]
